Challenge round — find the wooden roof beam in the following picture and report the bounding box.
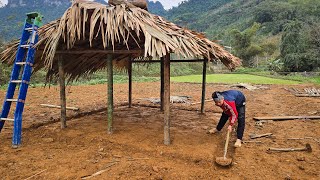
[53,49,144,54]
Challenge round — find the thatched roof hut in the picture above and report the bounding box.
[0,0,242,146]
[0,0,240,81]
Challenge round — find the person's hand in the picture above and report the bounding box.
[227,125,232,132]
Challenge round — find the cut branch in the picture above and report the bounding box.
[40,104,79,111]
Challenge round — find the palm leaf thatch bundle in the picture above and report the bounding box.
[0,0,241,81]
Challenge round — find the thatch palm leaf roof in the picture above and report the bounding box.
[0,0,241,81]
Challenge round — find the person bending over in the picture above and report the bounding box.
[209,90,246,148]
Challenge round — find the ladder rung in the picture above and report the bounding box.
[11,80,29,84]
[6,99,18,102]
[16,62,26,65]
[16,62,33,67]
[25,27,33,32]
[0,118,14,122]
[20,44,30,48]
[11,80,22,83]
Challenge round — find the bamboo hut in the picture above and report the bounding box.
[0,0,241,145]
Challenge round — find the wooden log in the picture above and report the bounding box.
[107,54,114,134]
[249,133,273,139]
[128,58,132,108]
[295,94,320,97]
[268,144,312,153]
[108,0,148,10]
[160,56,164,111]
[163,53,171,145]
[129,0,148,10]
[253,116,320,121]
[200,59,207,114]
[58,55,67,129]
[40,104,79,111]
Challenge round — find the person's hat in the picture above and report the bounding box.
[212,92,224,102]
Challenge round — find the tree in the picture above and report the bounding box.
[280,20,320,72]
[229,22,263,67]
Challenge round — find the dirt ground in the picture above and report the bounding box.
[0,82,319,179]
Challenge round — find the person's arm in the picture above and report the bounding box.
[225,102,238,126]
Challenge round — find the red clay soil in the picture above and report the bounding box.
[0,82,319,179]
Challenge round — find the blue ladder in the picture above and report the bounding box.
[0,12,42,148]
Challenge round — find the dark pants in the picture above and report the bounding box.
[216,105,246,140]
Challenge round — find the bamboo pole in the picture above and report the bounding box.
[160,56,164,111]
[163,53,171,145]
[132,59,206,63]
[107,54,113,134]
[201,58,207,114]
[128,58,132,108]
[54,49,143,54]
[58,55,67,129]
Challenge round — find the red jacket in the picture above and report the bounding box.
[220,100,238,126]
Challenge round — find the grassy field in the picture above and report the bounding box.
[171,74,302,85]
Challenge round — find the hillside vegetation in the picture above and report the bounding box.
[166,0,320,72]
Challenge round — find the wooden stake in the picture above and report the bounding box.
[249,133,273,139]
[81,162,117,179]
[160,56,164,111]
[163,53,170,145]
[242,140,262,144]
[128,58,132,108]
[58,55,66,129]
[201,58,207,114]
[40,104,79,111]
[253,116,320,121]
[107,54,113,134]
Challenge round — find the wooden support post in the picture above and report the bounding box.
[107,54,114,134]
[163,53,171,145]
[201,58,207,114]
[128,58,132,108]
[160,57,164,111]
[58,55,67,129]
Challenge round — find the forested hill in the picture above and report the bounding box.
[166,0,320,39]
[165,0,320,71]
[0,0,166,41]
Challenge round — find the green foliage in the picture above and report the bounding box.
[147,0,166,16]
[280,20,320,72]
[267,59,284,72]
[0,2,69,41]
[229,23,263,66]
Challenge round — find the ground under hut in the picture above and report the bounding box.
[0,0,241,145]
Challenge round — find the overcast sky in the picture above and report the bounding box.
[0,0,184,9]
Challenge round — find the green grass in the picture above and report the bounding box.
[0,75,159,90]
[171,74,302,85]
